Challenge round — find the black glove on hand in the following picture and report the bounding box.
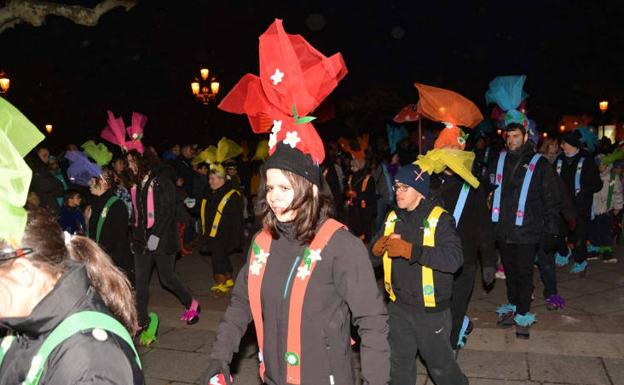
[482,266,496,286]
[541,233,559,253]
[199,359,232,385]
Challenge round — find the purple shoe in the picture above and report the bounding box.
[546,294,565,311]
[180,299,201,325]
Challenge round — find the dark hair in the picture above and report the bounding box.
[0,208,137,332]
[63,189,81,203]
[196,163,209,170]
[505,123,526,134]
[256,169,335,243]
[127,149,160,183]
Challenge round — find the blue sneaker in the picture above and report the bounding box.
[456,315,473,349]
[570,261,588,275]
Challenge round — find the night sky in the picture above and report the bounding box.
[1,0,623,152]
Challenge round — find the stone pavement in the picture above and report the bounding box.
[139,247,624,385]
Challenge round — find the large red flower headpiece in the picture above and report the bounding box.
[218,19,347,164]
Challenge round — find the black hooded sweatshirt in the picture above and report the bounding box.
[0,263,144,385]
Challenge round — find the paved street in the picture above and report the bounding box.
[139,247,624,385]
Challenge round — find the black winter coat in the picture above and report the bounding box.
[555,150,603,216]
[131,164,179,255]
[29,160,64,217]
[88,189,133,278]
[211,221,390,385]
[201,180,244,254]
[370,198,464,311]
[0,263,144,385]
[346,169,377,239]
[430,173,497,268]
[489,143,561,244]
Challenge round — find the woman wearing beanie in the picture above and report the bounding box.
[200,19,390,385]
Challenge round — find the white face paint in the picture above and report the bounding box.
[265,168,296,222]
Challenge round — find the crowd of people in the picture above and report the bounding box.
[2,18,624,385]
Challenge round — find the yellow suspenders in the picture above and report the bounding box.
[201,189,240,237]
[382,206,446,307]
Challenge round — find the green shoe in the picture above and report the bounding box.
[139,312,159,347]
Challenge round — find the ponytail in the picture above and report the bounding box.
[67,235,138,333]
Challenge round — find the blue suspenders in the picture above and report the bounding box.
[491,152,542,226]
[453,183,470,226]
[557,157,585,195]
[491,151,507,222]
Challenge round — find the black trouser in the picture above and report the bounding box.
[134,252,193,326]
[536,248,557,298]
[450,264,476,347]
[572,213,590,263]
[389,302,468,385]
[589,213,614,248]
[211,243,234,276]
[499,242,538,315]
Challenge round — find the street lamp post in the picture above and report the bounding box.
[599,100,609,138]
[191,68,220,105]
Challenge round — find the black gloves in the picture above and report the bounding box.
[482,266,496,286]
[541,233,559,254]
[199,359,232,385]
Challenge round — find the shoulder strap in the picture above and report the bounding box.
[422,206,447,308]
[382,211,398,302]
[209,190,241,238]
[575,157,585,195]
[23,311,141,385]
[514,153,542,226]
[286,219,345,384]
[556,158,563,175]
[491,151,507,222]
[247,230,273,382]
[361,175,371,192]
[0,335,15,370]
[95,196,121,243]
[452,183,470,226]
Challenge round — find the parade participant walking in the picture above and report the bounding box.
[203,19,389,385]
[489,120,560,338]
[556,130,603,273]
[126,149,200,346]
[371,163,467,385]
[0,97,144,385]
[194,138,244,294]
[88,168,134,284]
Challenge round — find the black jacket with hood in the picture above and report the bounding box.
[201,180,244,254]
[489,143,561,244]
[88,189,133,278]
[0,263,143,385]
[369,198,464,311]
[210,221,390,385]
[555,149,603,217]
[131,163,179,255]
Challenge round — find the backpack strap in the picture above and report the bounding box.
[94,196,120,243]
[285,219,344,384]
[23,311,141,385]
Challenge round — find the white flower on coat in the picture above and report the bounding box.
[283,131,301,148]
[270,68,284,85]
[255,251,269,264]
[428,217,439,229]
[308,249,322,263]
[296,266,311,280]
[423,228,432,238]
[249,260,263,276]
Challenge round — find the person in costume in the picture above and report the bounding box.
[587,152,623,263]
[58,189,86,235]
[28,146,64,217]
[340,135,377,241]
[370,163,467,385]
[126,149,201,344]
[555,130,603,274]
[0,97,144,385]
[88,168,134,284]
[488,119,560,338]
[409,82,497,350]
[202,19,390,385]
[47,155,68,207]
[194,138,244,294]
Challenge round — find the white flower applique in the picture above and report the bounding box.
[249,246,270,276]
[283,131,301,148]
[296,265,312,280]
[270,68,284,85]
[307,249,322,263]
[268,120,283,149]
[249,260,263,276]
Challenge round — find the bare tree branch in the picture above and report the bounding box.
[0,0,137,34]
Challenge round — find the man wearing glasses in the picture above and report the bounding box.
[369,164,467,385]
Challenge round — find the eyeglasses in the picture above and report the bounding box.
[392,184,410,192]
[0,247,33,262]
